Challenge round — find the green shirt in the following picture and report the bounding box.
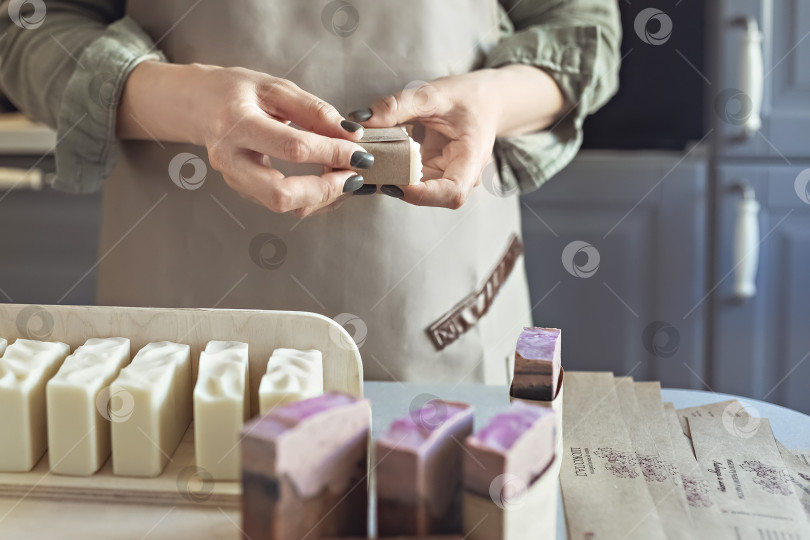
[0,0,621,195]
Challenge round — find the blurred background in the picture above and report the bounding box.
[1,0,809,412]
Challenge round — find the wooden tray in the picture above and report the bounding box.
[0,303,364,508]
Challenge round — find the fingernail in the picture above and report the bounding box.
[350,151,374,169]
[354,184,377,195]
[340,119,363,133]
[342,174,364,193]
[381,185,404,198]
[349,108,373,122]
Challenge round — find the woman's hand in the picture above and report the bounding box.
[350,65,569,209]
[117,62,373,217]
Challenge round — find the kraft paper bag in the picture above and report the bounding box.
[559,372,667,540]
[689,416,810,538]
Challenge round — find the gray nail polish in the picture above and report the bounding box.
[350,151,374,169]
[342,175,364,193]
[349,108,373,122]
[354,184,377,195]
[341,120,363,133]
[381,185,404,198]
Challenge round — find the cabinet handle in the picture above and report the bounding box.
[730,183,760,300]
[730,17,763,141]
[0,167,43,191]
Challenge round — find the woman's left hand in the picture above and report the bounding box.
[350,65,568,209]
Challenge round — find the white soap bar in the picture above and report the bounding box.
[0,339,70,472]
[46,338,131,476]
[193,340,248,481]
[0,338,7,356]
[110,341,191,477]
[258,348,323,415]
[409,136,423,184]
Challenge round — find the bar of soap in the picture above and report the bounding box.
[193,340,249,480]
[46,337,131,476]
[0,339,70,472]
[463,401,556,498]
[375,399,474,537]
[242,392,370,540]
[258,348,323,415]
[110,341,191,477]
[510,327,561,401]
[0,338,7,356]
[359,127,422,185]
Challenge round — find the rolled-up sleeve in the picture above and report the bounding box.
[485,0,622,194]
[0,1,165,193]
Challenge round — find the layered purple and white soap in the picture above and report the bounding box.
[463,401,556,497]
[241,392,370,540]
[510,327,561,401]
[375,399,474,537]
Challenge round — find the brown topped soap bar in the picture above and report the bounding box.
[358,127,422,185]
[241,392,371,540]
[375,399,474,537]
[510,327,561,401]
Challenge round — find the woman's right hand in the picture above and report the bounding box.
[117,62,373,217]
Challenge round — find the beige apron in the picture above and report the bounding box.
[98,0,532,384]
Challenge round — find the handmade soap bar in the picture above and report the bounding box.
[510,327,561,401]
[193,340,249,480]
[242,392,370,540]
[375,399,474,537]
[359,127,422,185]
[110,341,191,477]
[463,401,556,497]
[0,338,6,356]
[46,337,131,476]
[258,348,323,415]
[0,339,70,472]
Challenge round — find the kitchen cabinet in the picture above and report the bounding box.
[714,0,810,160]
[712,163,810,414]
[519,150,708,390]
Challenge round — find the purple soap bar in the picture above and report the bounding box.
[375,399,474,537]
[464,401,556,497]
[241,392,370,540]
[510,327,561,401]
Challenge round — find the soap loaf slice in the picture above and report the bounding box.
[358,127,422,185]
[110,341,191,477]
[462,402,557,540]
[510,327,561,401]
[46,337,131,475]
[375,400,474,537]
[0,339,70,472]
[258,348,323,415]
[193,340,249,480]
[242,393,370,540]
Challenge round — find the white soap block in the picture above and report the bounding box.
[110,341,191,477]
[193,340,248,481]
[46,338,131,476]
[0,338,7,356]
[0,339,70,472]
[258,348,323,415]
[409,135,423,184]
